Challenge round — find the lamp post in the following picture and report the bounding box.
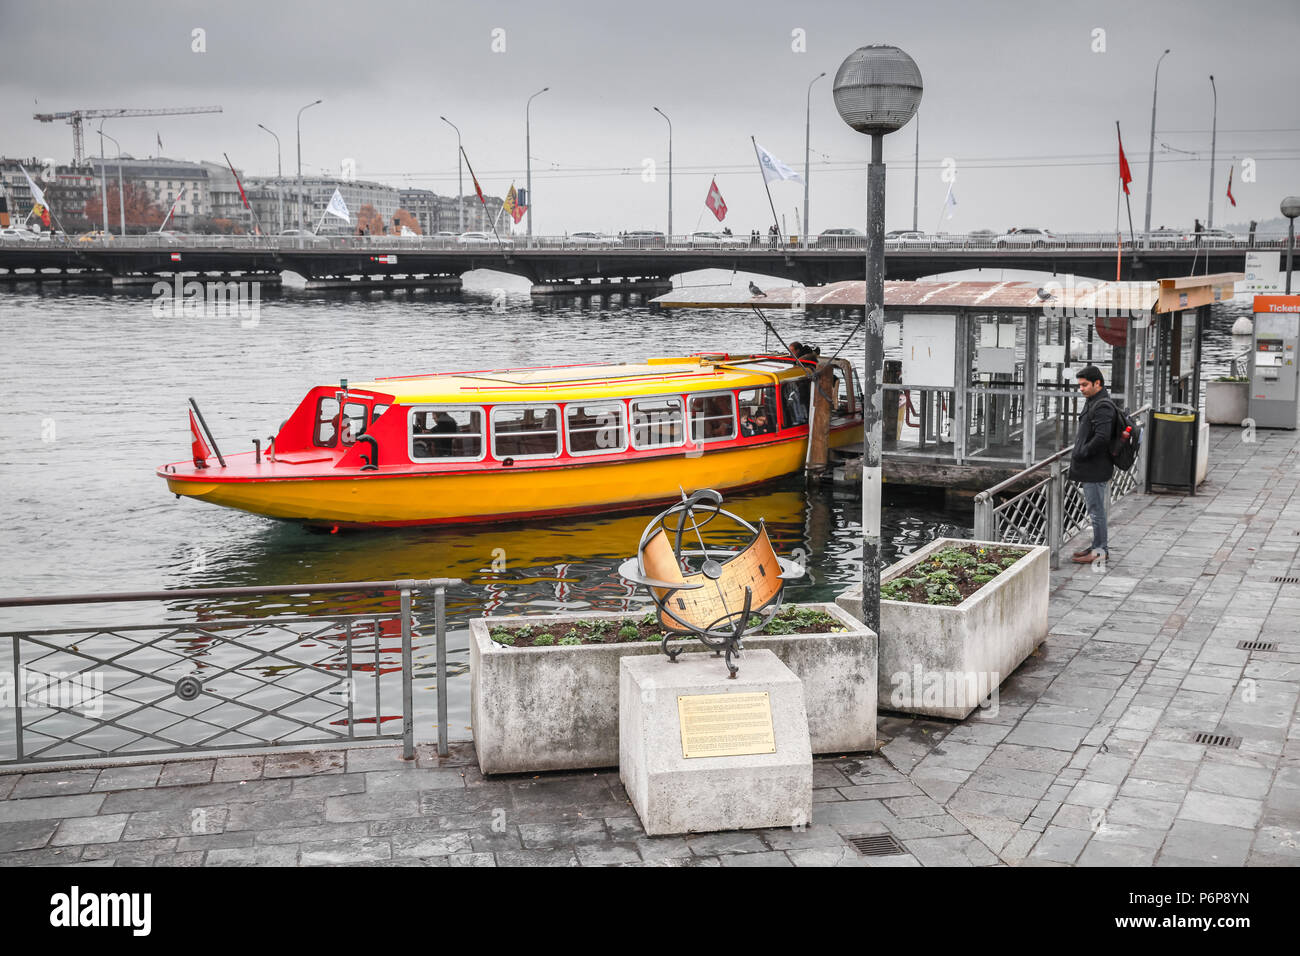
[1207,75,1218,229]
[653,107,672,242]
[96,120,110,238]
[803,72,826,245]
[1143,49,1170,248]
[257,124,283,235]
[101,130,125,237]
[296,99,322,231]
[834,44,923,635]
[440,116,463,234]
[526,87,549,246]
[1282,196,1300,294]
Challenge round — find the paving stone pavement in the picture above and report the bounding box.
[2,426,1297,866]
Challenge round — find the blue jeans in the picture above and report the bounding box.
[1081,481,1110,555]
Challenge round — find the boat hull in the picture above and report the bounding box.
[166,427,862,527]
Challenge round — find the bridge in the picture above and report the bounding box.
[0,233,1282,293]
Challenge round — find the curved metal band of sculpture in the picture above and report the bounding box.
[617,489,804,677]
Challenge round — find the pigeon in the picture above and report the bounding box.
[1036,287,1054,301]
[748,281,765,297]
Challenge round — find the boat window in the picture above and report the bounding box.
[340,401,368,444]
[566,402,627,455]
[315,396,340,447]
[738,386,778,436]
[688,392,736,442]
[630,397,684,449]
[780,380,811,428]
[372,404,390,423]
[409,407,485,461]
[493,405,560,460]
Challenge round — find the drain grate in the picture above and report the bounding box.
[1193,731,1241,748]
[1273,576,1300,584]
[1237,640,1277,652]
[846,833,907,857]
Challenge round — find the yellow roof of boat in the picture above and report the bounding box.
[350,355,805,403]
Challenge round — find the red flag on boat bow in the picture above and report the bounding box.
[189,410,212,468]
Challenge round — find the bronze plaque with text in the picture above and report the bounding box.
[677,692,776,759]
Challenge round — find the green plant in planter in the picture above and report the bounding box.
[534,633,556,646]
[515,624,534,639]
[588,619,611,636]
[1000,555,1020,568]
[558,635,582,646]
[618,624,639,640]
[489,628,516,646]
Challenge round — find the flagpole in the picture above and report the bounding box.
[460,146,504,249]
[224,152,267,240]
[1117,123,1136,249]
[751,137,782,242]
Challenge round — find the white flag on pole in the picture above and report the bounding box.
[325,188,350,222]
[943,183,958,220]
[20,166,49,208]
[754,141,804,185]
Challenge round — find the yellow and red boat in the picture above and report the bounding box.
[159,353,864,528]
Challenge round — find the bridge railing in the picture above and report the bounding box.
[0,232,1290,253]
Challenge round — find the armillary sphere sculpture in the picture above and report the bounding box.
[618,489,804,677]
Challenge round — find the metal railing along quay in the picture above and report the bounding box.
[0,578,459,767]
[974,406,1150,568]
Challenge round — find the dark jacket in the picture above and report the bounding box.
[1069,387,1116,483]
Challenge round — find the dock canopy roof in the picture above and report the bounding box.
[653,274,1242,315]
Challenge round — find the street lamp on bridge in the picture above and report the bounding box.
[804,72,826,246]
[526,87,549,247]
[257,123,283,235]
[99,127,125,237]
[440,116,464,235]
[652,106,672,241]
[1142,49,1171,249]
[833,43,923,635]
[296,99,322,232]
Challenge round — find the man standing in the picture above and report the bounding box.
[1069,365,1117,564]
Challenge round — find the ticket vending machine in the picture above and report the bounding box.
[1249,295,1300,430]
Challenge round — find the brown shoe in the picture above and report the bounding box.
[1071,552,1098,564]
[1072,548,1093,558]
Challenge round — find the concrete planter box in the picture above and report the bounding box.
[469,603,876,775]
[836,538,1048,719]
[1206,380,1248,426]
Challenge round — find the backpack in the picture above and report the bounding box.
[1094,398,1141,471]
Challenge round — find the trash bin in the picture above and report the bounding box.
[1146,409,1199,493]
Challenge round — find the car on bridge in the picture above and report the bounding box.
[568,231,622,248]
[622,230,666,248]
[457,231,513,247]
[77,231,114,243]
[816,227,865,249]
[993,227,1057,247]
[688,231,746,249]
[0,227,39,242]
[886,230,953,247]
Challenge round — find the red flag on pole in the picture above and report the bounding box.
[704,178,727,222]
[1226,165,1237,207]
[1117,129,1133,195]
[189,409,212,468]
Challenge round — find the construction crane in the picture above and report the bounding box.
[33,106,224,165]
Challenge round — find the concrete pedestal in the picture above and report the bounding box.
[619,650,812,836]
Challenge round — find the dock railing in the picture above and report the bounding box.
[0,578,459,767]
[974,406,1150,568]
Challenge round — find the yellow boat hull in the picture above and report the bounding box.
[167,432,861,527]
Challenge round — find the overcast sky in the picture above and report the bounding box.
[2,0,1297,235]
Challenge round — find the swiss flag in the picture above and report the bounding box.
[705,178,727,222]
[189,409,212,468]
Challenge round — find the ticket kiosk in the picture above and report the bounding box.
[1249,295,1300,430]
